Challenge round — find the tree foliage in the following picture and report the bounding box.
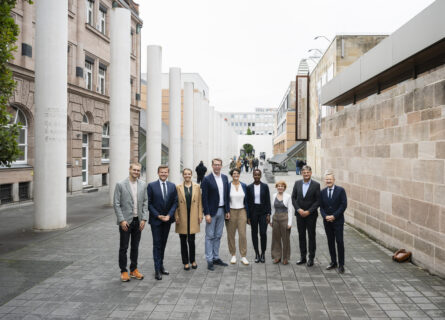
[246,127,252,135]
[0,0,31,166]
[243,143,253,156]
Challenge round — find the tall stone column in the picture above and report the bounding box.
[146,46,162,183]
[208,106,215,161]
[109,8,131,205]
[202,98,210,166]
[168,67,181,184]
[193,91,201,168]
[34,0,67,230]
[21,1,33,69]
[76,0,85,87]
[183,82,194,170]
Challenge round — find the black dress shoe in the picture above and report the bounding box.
[184,264,190,271]
[260,253,265,263]
[326,263,337,270]
[338,265,345,274]
[296,258,307,265]
[160,267,169,275]
[213,259,228,266]
[254,253,260,263]
[191,262,198,269]
[307,259,314,267]
[207,261,214,271]
[155,271,162,280]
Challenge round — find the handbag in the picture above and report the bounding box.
[392,249,411,263]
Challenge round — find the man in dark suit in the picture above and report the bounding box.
[291,165,320,267]
[320,172,347,274]
[246,169,271,263]
[147,165,178,280]
[201,158,230,271]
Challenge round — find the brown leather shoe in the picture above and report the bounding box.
[120,271,130,282]
[282,259,288,265]
[273,258,281,264]
[130,269,144,280]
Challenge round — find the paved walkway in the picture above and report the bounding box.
[0,170,445,319]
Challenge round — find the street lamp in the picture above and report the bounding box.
[314,35,331,43]
[308,48,323,56]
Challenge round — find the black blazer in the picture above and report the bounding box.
[147,180,178,225]
[320,186,347,223]
[291,179,320,217]
[246,182,271,219]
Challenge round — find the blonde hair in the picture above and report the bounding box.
[275,180,287,190]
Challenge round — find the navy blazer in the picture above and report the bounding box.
[201,173,230,216]
[228,181,249,212]
[246,182,271,219]
[147,180,178,225]
[320,185,347,223]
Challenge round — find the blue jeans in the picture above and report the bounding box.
[205,208,225,262]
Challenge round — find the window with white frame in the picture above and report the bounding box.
[102,123,110,162]
[86,0,94,26]
[99,7,106,34]
[7,106,27,164]
[98,66,106,94]
[85,60,93,90]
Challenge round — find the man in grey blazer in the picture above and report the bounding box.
[113,163,148,282]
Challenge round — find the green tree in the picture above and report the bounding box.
[246,127,252,135]
[0,0,32,166]
[243,143,253,156]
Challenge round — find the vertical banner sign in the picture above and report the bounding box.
[296,75,309,141]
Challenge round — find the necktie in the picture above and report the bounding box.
[328,189,332,199]
[162,182,167,201]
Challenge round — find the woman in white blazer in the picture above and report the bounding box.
[270,180,294,264]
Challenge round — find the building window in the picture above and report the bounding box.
[19,182,30,200]
[86,0,94,26]
[85,60,93,90]
[82,114,89,123]
[131,30,135,55]
[98,66,106,94]
[102,123,110,162]
[8,106,28,164]
[0,184,13,204]
[99,7,106,34]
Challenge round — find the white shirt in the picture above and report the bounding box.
[129,179,138,217]
[213,173,224,206]
[270,192,294,227]
[254,184,261,204]
[159,179,168,199]
[230,184,245,209]
[327,185,335,198]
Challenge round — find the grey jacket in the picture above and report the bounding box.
[113,177,149,225]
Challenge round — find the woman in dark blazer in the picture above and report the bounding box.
[226,168,249,265]
[174,168,203,270]
[246,169,271,263]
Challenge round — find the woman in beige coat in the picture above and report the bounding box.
[175,168,203,270]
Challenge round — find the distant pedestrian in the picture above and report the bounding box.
[175,168,203,270]
[195,161,207,184]
[113,162,148,282]
[244,158,249,172]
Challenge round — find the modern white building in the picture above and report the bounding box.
[222,108,275,135]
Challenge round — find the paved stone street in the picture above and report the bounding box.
[0,170,445,319]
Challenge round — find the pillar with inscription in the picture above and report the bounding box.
[34,0,68,229]
[168,67,181,183]
[108,8,131,204]
[146,46,163,183]
[183,82,194,170]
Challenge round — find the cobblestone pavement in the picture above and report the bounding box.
[0,169,444,319]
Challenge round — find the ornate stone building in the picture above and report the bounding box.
[0,0,142,205]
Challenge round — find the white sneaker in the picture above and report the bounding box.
[230,256,237,264]
[241,257,249,265]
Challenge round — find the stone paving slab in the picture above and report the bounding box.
[0,170,444,319]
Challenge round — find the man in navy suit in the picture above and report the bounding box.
[147,165,178,280]
[320,172,347,274]
[201,158,230,271]
[246,169,271,263]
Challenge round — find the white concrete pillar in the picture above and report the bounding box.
[208,106,215,161]
[168,67,181,184]
[109,8,131,205]
[76,0,85,87]
[193,91,201,169]
[34,0,67,230]
[202,99,210,166]
[183,82,194,170]
[146,45,162,183]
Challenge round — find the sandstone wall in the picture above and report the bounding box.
[320,64,445,276]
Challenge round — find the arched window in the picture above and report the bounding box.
[102,123,110,162]
[8,106,28,164]
[82,114,89,123]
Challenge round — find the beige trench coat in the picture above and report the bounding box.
[174,183,203,234]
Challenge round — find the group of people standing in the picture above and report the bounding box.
[230,157,259,173]
[113,159,347,282]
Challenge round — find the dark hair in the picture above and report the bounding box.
[157,165,169,172]
[230,168,241,176]
[253,169,262,175]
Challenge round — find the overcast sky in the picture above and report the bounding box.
[138,0,434,113]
